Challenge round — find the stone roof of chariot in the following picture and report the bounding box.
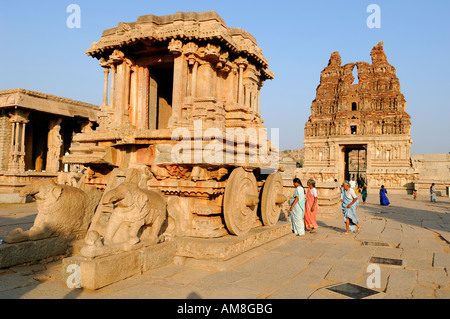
[86,11,273,79]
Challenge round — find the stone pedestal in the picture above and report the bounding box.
[62,241,177,290]
[0,233,83,269]
[61,222,293,289]
[315,182,341,218]
[175,222,292,271]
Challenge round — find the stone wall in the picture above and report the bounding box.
[412,154,450,197]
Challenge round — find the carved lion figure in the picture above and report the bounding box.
[3,179,101,243]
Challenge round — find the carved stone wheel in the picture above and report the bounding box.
[223,167,259,236]
[261,172,287,226]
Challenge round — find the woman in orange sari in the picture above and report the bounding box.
[305,179,319,232]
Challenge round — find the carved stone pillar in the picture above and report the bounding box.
[8,122,18,173]
[7,110,30,173]
[115,62,125,125]
[257,86,261,115]
[108,49,133,128]
[123,62,131,121]
[0,111,11,171]
[244,84,250,110]
[236,57,248,107]
[135,65,149,130]
[102,67,110,106]
[142,66,150,130]
[238,65,244,105]
[191,61,198,99]
[168,39,186,128]
[110,64,116,109]
[148,69,158,130]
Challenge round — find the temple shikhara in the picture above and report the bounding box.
[299,42,418,200]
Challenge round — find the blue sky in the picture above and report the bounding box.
[0,0,449,154]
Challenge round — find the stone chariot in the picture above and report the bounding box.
[64,11,286,242]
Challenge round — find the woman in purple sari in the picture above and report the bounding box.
[379,185,390,206]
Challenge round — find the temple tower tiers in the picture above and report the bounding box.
[298,42,418,209]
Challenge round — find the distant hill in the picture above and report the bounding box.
[281,149,304,167]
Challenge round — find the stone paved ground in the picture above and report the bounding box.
[0,193,449,299]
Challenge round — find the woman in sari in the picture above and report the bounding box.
[305,179,319,232]
[379,185,390,206]
[430,183,437,202]
[289,178,306,236]
[361,184,368,204]
[341,180,361,234]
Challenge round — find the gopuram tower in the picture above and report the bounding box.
[299,42,418,204]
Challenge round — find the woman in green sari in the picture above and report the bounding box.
[289,178,306,236]
[361,184,368,204]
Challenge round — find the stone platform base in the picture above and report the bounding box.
[174,222,293,271]
[62,240,178,290]
[0,193,32,204]
[61,222,293,290]
[0,235,83,269]
[317,203,342,219]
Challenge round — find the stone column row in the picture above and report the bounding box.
[5,110,64,174]
[100,50,133,128]
[98,44,265,130]
[235,58,261,115]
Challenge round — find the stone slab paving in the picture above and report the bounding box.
[0,202,37,237]
[0,194,448,299]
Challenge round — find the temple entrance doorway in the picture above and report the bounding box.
[341,145,367,187]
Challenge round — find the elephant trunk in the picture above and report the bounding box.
[103,189,125,205]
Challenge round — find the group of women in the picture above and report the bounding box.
[288,178,319,236]
[288,178,391,236]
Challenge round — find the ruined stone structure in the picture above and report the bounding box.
[299,42,418,200]
[0,89,99,202]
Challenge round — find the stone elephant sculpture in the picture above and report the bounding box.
[57,172,79,187]
[99,182,167,246]
[3,179,101,244]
